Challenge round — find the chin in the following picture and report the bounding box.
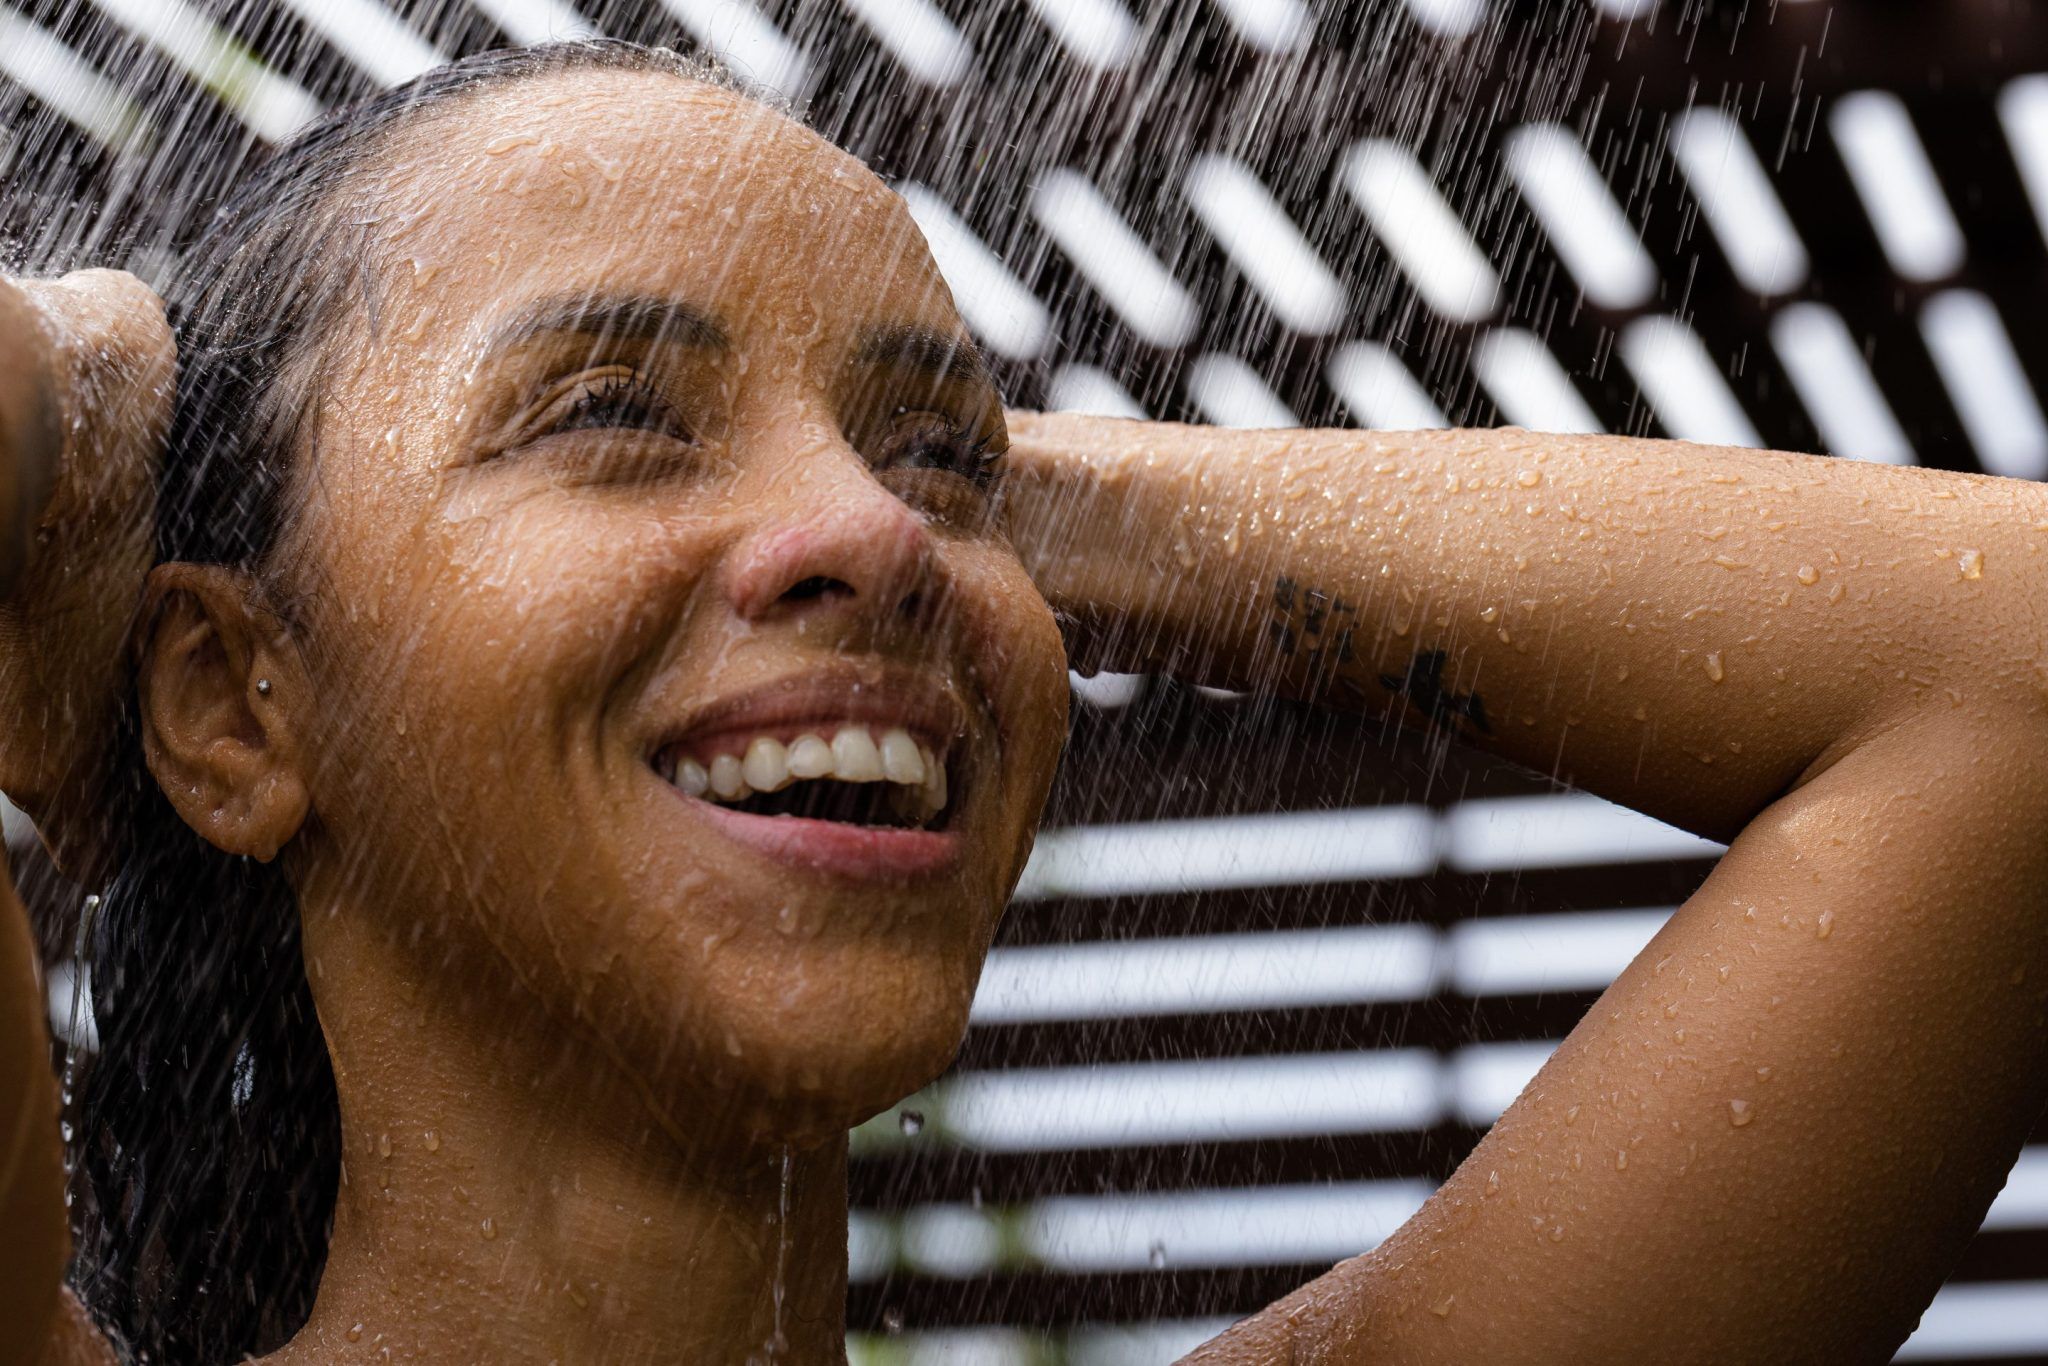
[614,926,986,1150]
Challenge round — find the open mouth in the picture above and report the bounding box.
[654,724,954,833]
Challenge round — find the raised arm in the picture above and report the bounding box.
[0,272,166,1366]
[1004,411,2048,1363]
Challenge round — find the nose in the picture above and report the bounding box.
[721,460,936,626]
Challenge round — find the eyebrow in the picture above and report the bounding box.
[485,291,729,355]
[852,323,994,389]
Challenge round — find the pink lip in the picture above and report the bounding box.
[665,783,963,881]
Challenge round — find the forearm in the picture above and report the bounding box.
[1006,411,2048,838]
[0,845,70,1364]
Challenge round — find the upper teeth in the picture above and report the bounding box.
[666,724,948,816]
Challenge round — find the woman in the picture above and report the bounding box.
[3,37,2046,1366]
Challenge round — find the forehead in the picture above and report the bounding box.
[368,69,959,353]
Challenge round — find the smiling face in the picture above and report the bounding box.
[265,68,1069,1143]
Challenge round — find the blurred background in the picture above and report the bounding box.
[6,0,2048,1360]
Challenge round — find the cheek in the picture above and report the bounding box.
[974,564,1071,784]
[302,496,715,860]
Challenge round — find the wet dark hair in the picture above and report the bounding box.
[71,39,744,1362]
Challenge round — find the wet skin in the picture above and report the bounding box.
[140,72,1068,1363]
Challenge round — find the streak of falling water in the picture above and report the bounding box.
[57,892,99,1198]
[767,1145,792,1362]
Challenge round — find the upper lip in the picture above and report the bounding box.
[647,665,973,764]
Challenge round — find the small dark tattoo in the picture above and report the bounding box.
[1379,649,1493,735]
[1270,575,1360,676]
[1270,576,1492,732]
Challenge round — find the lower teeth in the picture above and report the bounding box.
[698,776,934,829]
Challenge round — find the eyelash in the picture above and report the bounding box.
[884,415,1003,490]
[553,372,685,439]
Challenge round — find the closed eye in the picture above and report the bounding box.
[877,411,1003,489]
[553,371,690,440]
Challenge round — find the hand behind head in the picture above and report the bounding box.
[0,269,170,879]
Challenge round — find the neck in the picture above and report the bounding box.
[271,905,849,1365]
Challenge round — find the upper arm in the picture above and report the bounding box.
[0,845,79,1365]
[1189,698,2048,1365]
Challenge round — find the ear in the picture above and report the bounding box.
[137,563,310,862]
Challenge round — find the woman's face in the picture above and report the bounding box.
[276,68,1068,1142]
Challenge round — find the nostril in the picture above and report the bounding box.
[782,575,854,603]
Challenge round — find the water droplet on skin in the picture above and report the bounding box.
[377,1133,391,1158]
[1615,1150,1628,1171]
[1431,1295,1456,1318]
[1729,1099,1755,1128]
[1550,1225,1566,1242]
[481,1217,498,1240]
[898,1109,924,1136]
[1796,564,1819,585]
[1485,1169,1500,1195]
[424,1130,440,1153]
[1479,605,1499,623]
[1816,910,1835,940]
[1958,548,1984,580]
[1516,469,1542,488]
[1565,1104,1580,1125]
[1756,1066,1774,1082]
[1704,653,1725,683]
[346,1324,363,1343]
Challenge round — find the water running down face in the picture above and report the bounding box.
[223,68,1070,1147]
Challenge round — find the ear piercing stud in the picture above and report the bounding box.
[256,678,272,697]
